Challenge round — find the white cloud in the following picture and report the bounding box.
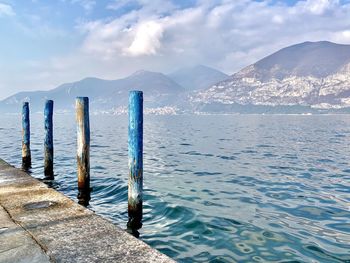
[0,3,15,17]
[80,18,133,59]
[295,0,339,15]
[50,0,350,77]
[125,21,164,56]
[332,30,350,43]
[2,0,350,99]
[272,15,284,24]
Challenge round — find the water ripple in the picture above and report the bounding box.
[1,114,350,262]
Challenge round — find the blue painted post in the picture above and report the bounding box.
[22,102,31,169]
[76,97,91,205]
[128,91,143,229]
[44,100,54,178]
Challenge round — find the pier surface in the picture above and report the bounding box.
[0,159,174,263]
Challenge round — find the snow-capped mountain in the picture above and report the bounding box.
[193,41,350,112]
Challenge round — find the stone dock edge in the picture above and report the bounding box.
[0,159,175,263]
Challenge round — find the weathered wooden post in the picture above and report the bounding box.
[44,100,54,178]
[22,102,31,169]
[128,90,143,229]
[76,97,91,205]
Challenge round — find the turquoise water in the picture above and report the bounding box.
[1,114,350,262]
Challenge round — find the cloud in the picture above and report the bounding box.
[0,3,15,17]
[80,18,132,60]
[2,0,350,100]
[332,30,350,43]
[77,0,349,75]
[125,21,164,56]
[297,0,338,15]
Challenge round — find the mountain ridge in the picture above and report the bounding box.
[168,65,229,91]
[193,41,350,112]
[3,41,350,114]
[0,66,226,113]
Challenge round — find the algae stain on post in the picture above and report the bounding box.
[76,97,91,205]
[44,100,54,178]
[128,91,143,229]
[22,102,31,169]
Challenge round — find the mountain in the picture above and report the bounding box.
[0,70,185,113]
[3,44,350,115]
[168,65,229,91]
[252,41,350,80]
[193,41,350,112]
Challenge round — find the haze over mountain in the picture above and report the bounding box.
[193,41,350,113]
[0,66,225,113]
[168,65,229,91]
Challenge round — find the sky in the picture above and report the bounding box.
[0,0,350,99]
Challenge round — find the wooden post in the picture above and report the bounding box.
[128,91,143,229]
[44,100,54,178]
[76,97,90,205]
[22,102,31,169]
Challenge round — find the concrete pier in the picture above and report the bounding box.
[0,159,174,263]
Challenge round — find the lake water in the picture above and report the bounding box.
[1,114,350,262]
